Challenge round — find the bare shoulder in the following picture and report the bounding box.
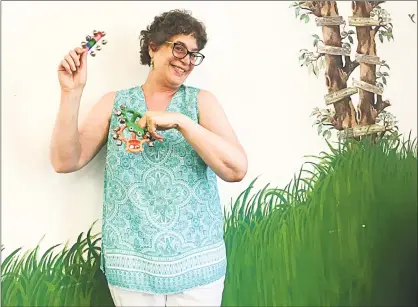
[96,91,117,116]
[196,88,224,119]
[82,91,116,124]
[197,88,219,106]
[196,88,240,142]
[102,91,117,102]
[79,91,116,133]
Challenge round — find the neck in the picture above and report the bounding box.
[142,70,179,96]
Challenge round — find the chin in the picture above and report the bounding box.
[167,76,189,88]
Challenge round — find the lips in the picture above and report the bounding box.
[171,64,188,75]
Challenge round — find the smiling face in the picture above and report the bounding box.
[149,34,204,88]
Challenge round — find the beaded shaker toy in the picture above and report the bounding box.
[81,30,107,57]
[112,104,156,153]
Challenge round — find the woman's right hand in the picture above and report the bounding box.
[58,47,88,92]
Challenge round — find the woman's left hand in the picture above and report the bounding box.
[137,111,186,142]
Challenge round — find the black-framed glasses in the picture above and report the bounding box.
[165,41,205,66]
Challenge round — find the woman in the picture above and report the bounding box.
[50,9,247,307]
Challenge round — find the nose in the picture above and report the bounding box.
[181,54,191,66]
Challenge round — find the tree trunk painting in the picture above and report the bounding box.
[352,1,390,126]
[293,1,396,140]
[318,2,357,130]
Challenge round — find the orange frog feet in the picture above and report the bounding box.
[125,139,147,153]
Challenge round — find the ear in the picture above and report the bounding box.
[148,41,158,58]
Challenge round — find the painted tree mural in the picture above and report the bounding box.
[291,1,400,140]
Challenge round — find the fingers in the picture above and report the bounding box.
[69,50,81,67]
[79,47,88,68]
[58,47,86,74]
[59,59,73,75]
[138,114,163,141]
[146,116,164,141]
[137,116,146,129]
[137,112,168,142]
[65,54,77,72]
[74,47,85,55]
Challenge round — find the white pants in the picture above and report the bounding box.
[108,276,225,307]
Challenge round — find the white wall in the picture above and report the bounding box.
[2,1,416,255]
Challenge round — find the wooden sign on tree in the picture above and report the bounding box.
[291,1,400,141]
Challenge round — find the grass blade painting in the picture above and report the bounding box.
[2,136,416,306]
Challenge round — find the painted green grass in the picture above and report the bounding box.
[1,222,115,307]
[222,136,417,306]
[2,136,417,306]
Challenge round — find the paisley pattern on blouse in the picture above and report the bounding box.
[100,85,226,294]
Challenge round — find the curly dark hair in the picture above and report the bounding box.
[139,9,208,66]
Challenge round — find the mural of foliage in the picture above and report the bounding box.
[1,222,114,307]
[222,135,417,306]
[2,136,416,307]
[290,1,404,141]
[2,3,416,307]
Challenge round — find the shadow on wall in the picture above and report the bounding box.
[1,136,417,307]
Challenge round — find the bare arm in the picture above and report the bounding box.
[49,90,115,173]
[177,90,248,182]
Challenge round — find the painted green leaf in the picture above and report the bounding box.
[310,107,320,116]
[308,63,314,75]
[323,129,332,139]
[319,58,324,69]
[313,64,319,77]
[295,7,301,17]
[317,125,323,135]
[343,43,351,49]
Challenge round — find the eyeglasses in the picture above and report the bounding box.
[165,41,205,66]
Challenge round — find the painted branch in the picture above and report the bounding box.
[344,124,387,138]
[353,79,384,96]
[318,45,351,56]
[343,56,360,80]
[368,1,386,9]
[355,53,381,65]
[315,16,345,26]
[324,87,358,105]
[298,1,322,17]
[348,16,390,26]
[375,95,391,114]
[372,25,382,35]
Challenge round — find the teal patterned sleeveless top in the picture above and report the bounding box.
[100,84,227,294]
